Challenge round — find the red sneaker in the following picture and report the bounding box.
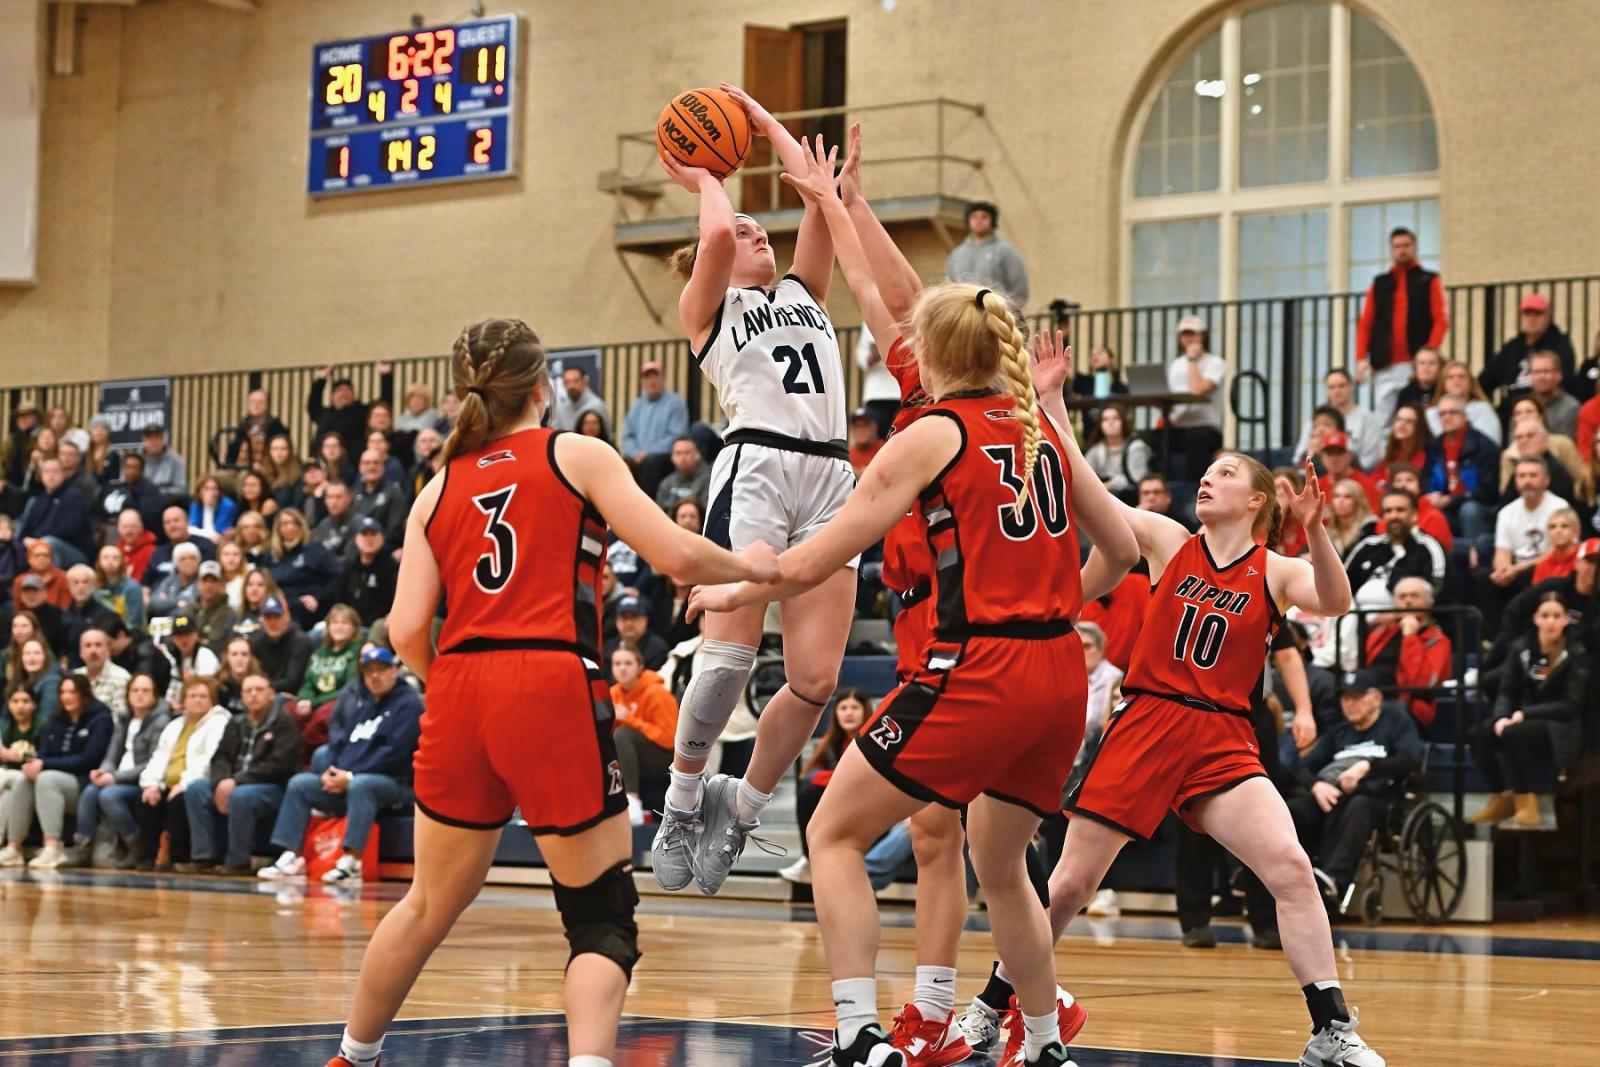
[325,1059,377,1066]
[999,993,1088,1064]
[888,1003,975,1067]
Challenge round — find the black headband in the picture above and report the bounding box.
[975,288,992,309]
[466,386,488,399]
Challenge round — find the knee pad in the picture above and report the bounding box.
[551,860,641,979]
[675,640,757,760]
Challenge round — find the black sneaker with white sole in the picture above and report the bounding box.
[833,1024,907,1067]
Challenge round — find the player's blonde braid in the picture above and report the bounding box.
[980,290,1041,521]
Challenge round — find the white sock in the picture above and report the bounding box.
[913,964,958,1020]
[338,1029,382,1066]
[734,779,773,824]
[1021,1010,1061,1059]
[568,1057,611,1067]
[666,767,703,813]
[832,977,878,1047]
[995,961,1012,986]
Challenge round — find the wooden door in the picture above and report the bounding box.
[741,25,804,212]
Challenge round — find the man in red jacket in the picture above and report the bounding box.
[1356,227,1448,422]
[1364,576,1453,731]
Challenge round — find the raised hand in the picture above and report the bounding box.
[1028,329,1073,401]
[659,152,718,193]
[1281,459,1326,531]
[719,82,778,135]
[777,135,840,205]
[838,122,864,205]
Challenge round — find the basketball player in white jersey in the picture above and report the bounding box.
[651,84,857,896]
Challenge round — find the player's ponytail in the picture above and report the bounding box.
[668,241,698,281]
[1222,451,1282,549]
[442,318,548,463]
[982,291,1041,522]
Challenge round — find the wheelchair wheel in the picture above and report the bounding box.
[1361,885,1384,925]
[1398,801,1466,924]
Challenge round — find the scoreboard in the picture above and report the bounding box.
[307,15,518,196]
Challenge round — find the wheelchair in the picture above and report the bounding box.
[1340,770,1467,925]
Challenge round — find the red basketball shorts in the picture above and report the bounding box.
[1066,691,1265,840]
[892,593,935,681]
[859,628,1086,817]
[413,648,628,836]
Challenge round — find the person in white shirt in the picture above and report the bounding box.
[854,329,901,439]
[1293,368,1384,470]
[1165,315,1228,480]
[1482,458,1570,625]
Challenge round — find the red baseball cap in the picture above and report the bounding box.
[1578,537,1600,562]
[1322,431,1350,452]
[640,361,663,376]
[1519,293,1550,313]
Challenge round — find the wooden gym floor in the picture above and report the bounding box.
[0,870,1596,1065]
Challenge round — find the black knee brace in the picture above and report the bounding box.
[551,860,641,979]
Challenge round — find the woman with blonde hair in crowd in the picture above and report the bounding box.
[93,544,146,635]
[265,508,342,627]
[233,511,271,567]
[216,540,250,612]
[214,635,264,715]
[85,416,121,484]
[235,567,285,633]
[1326,478,1374,558]
[1426,358,1501,444]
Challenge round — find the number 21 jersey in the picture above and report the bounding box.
[1123,535,1278,713]
[698,274,845,442]
[425,427,607,658]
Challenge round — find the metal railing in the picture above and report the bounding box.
[606,97,986,226]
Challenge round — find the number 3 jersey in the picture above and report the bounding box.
[1122,534,1280,713]
[698,274,846,443]
[920,393,1082,637]
[425,427,607,658]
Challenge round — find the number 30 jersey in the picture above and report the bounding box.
[1122,534,1280,714]
[919,393,1082,638]
[698,274,846,443]
[425,427,607,658]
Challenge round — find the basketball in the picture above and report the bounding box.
[656,87,751,179]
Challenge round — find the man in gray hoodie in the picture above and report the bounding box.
[943,201,1030,309]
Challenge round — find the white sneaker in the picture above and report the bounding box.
[955,997,1002,1054]
[27,845,64,870]
[0,844,23,867]
[321,854,362,884]
[256,850,307,880]
[778,856,811,884]
[1301,1010,1385,1066]
[1085,888,1120,917]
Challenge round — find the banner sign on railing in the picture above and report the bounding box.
[96,378,172,447]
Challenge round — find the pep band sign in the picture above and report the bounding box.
[97,377,171,447]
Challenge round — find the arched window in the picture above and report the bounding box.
[1125,2,1440,306]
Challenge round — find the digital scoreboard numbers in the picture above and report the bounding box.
[307,15,517,196]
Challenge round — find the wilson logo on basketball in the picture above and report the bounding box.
[477,449,516,468]
[676,92,724,143]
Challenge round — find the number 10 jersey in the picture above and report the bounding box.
[698,274,846,444]
[425,426,607,659]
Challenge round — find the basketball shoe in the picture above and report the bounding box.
[1300,1010,1385,1066]
[832,1023,906,1067]
[649,799,702,892]
[954,997,1002,1054]
[886,1004,972,1067]
[325,1058,376,1066]
[694,774,781,895]
[998,993,1088,1066]
[1020,1041,1079,1066]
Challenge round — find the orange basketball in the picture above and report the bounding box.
[656,87,751,180]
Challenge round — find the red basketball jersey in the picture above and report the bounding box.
[426,427,607,658]
[881,337,936,593]
[919,392,1082,636]
[1122,534,1279,713]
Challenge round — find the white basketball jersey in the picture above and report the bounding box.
[697,274,846,442]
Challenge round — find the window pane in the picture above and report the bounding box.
[1237,209,1328,298]
[1133,30,1223,197]
[1239,2,1330,187]
[1132,218,1220,306]
[1349,11,1439,177]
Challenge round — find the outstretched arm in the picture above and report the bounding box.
[721,83,833,301]
[839,122,922,322]
[662,155,736,348]
[1273,461,1353,617]
[778,136,900,353]
[1030,330,1140,592]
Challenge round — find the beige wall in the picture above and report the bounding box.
[2,0,1597,387]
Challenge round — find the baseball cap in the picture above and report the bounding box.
[199,560,222,579]
[640,361,663,376]
[1336,668,1381,696]
[260,596,286,616]
[1176,314,1206,334]
[141,423,165,437]
[1321,431,1350,452]
[356,516,384,534]
[616,595,647,616]
[61,428,90,454]
[170,615,197,635]
[1577,537,1600,562]
[1519,293,1550,313]
[850,406,874,422]
[361,645,398,667]
[19,574,45,591]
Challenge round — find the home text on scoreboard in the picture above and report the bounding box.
[307,15,517,197]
